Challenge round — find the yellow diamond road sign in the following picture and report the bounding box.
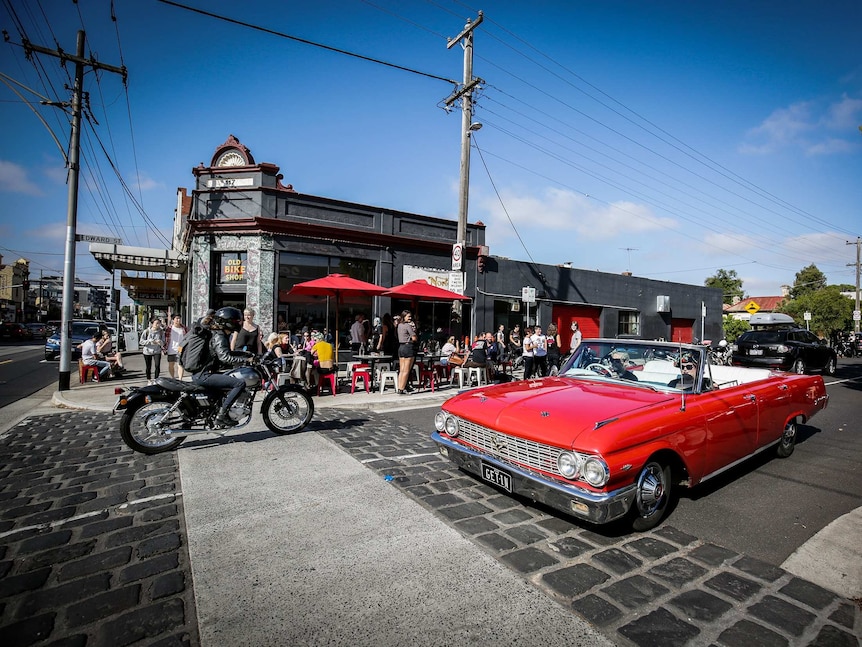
[744,301,761,314]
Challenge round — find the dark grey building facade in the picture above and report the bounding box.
[179,135,723,350]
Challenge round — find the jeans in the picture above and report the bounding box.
[143,353,161,380]
[85,358,111,380]
[193,371,245,415]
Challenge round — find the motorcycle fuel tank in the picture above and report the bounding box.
[226,365,260,387]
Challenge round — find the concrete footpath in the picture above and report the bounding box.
[4,351,860,645]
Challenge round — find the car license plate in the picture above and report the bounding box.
[749,349,763,356]
[481,462,512,492]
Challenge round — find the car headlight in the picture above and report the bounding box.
[582,457,609,487]
[557,452,582,479]
[434,411,447,431]
[444,416,460,437]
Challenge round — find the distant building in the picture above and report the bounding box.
[0,256,29,322]
[724,295,786,322]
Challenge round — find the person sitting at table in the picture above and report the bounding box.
[96,328,124,374]
[309,332,335,389]
[262,332,288,372]
[440,336,459,366]
[463,332,491,382]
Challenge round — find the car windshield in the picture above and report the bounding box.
[559,340,707,392]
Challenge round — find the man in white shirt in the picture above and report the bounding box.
[532,325,548,377]
[81,330,112,380]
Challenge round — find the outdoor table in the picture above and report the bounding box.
[353,354,394,390]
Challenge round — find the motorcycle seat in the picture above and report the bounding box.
[154,377,208,393]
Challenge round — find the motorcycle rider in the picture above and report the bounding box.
[192,307,254,428]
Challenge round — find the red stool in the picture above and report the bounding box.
[78,359,99,383]
[351,366,371,394]
[317,371,338,396]
[419,367,437,392]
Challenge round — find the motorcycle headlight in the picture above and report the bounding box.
[557,452,581,479]
[582,457,609,487]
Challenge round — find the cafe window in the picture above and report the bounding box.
[218,252,247,285]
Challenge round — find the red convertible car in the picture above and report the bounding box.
[432,339,828,532]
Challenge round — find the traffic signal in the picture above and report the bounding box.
[477,255,486,273]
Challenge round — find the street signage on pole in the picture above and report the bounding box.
[76,234,123,245]
[521,286,536,303]
[452,243,463,271]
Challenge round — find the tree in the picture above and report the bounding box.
[780,286,853,338]
[705,269,744,305]
[789,264,827,300]
[722,316,750,342]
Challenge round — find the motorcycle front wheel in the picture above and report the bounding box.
[262,387,314,435]
[120,399,187,454]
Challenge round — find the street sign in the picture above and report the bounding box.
[804,311,811,321]
[854,310,861,321]
[452,243,463,271]
[76,234,123,245]
[744,301,760,314]
[521,286,536,303]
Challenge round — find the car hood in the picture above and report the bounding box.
[442,376,677,450]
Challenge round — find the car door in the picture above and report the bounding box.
[697,385,759,480]
[795,330,828,369]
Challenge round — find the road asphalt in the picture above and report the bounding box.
[1,351,859,645]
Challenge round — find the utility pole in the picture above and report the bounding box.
[20,31,126,390]
[445,11,484,252]
[848,237,861,333]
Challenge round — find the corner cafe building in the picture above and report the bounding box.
[94,135,723,348]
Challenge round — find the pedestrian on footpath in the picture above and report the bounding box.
[140,317,165,383]
[165,314,188,379]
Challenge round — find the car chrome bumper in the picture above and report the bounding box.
[431,432,636,525]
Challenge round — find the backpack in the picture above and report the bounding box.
[179,325,212,374]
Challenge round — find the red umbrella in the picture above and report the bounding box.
[288,273,386,360]
[382,279,471,303]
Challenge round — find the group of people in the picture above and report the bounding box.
[497,320,583,379]
[138,314,191,383]
[79,326,125,381]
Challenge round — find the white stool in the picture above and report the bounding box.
[346,361,361,379]
[379,370,399,393]
[468,366,488,387]
[450,367,467,389]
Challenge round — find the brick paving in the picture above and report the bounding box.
[1,405,859,647]
[315,408,861,647]
[0,411,198,647]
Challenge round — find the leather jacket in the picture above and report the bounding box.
[204,329,250,373]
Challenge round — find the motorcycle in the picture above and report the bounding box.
[703,339,731,366]
[114,358,314,454]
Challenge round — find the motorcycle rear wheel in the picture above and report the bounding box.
[262,388,314,435]
[120,399,187,454]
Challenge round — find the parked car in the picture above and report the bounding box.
[25,322,47,338]
[731,327,837,375]
[432,339,828,532]
[0,322,33,340]
[44,321,103,360]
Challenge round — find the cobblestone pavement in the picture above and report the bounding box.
[0,411,198,647]
[314,409,861,647]
[1,406,859,647]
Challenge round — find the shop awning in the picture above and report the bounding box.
[89,243,187,274]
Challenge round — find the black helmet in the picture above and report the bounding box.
[213,306,243,333]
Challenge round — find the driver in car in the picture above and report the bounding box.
[609,351,638,381]
[669,354,699,390]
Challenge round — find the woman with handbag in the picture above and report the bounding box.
[139,318,165,383]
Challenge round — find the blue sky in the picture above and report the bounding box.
[1,0,860,300]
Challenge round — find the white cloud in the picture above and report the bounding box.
[700,232,759,256]
[477,186,675,245]
[135,172,163,192]
[740,93,862,156]
[0,160,42,195]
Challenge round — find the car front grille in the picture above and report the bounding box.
[456,418,563,477]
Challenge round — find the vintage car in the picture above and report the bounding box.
[432,339,828,532]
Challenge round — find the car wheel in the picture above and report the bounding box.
[792,358,806,374]
[776,419,797,458]
[824,356,836,376]
[630,460,673,532]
